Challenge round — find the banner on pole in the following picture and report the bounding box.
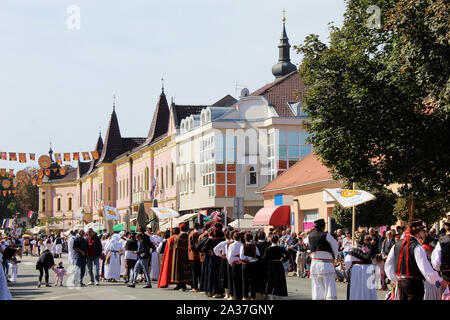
[103,205,120,221]
[323,188,376,208]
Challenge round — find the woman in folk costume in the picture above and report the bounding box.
[118,231,127,278]
[150,232,162,281]
[305,218,339,300]
[171,224,192,291]
[104,234,122,282]
[344,234,377,300]
[198,223,213,293]
[0,251,12,300]
[53,234,63,258]
[158,227,180,288]
[213,227,234,299]
[240,232,261,300]
[422,234,441,300]
[262,235,289,300]
[204,223,226,298]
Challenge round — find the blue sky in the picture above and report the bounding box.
[0,0,346,173]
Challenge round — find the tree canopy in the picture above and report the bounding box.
[295,0,449,218]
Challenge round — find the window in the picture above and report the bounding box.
[268,132,276,181]
[42,199,46,212]
[108,187,111,201]
[165,165,168,189]
[68,198,72,211]
[161,167,164,189]
[303,209,318,230]
[56,198,61,211]
[145,167,149,190]
[200,135,215,197]
[247,166,257,185]
[171,163,174,186]
[100,183,103,201]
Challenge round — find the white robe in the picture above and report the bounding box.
[104,237,121,281]
[119,238,127,276]
[344,254,377,300]
[8,262,18,283]
[150,235,162,280]
[0,253,12,300]
[306,233,339,300]
[67,236,75,265]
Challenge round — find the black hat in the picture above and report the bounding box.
[314,219,325,229]
[410,219,425,231]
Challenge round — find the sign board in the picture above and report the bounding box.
[274,194,294,206]
[233,197,244,219]
[323,191,335,202]
[323,188,376,208]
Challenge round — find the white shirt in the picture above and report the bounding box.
[307,232,339,276]
[239,243,260,263]
[226,241,242,264]
[342,238,353,252]
[431,237,449,271]
[385,235,442,285]
[213,240,231,257]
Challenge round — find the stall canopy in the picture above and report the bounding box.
[113,223,136,233]
[253,205,291,226]
[229,214,260,231]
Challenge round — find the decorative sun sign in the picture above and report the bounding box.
[38,155,52,169]
[1,179,11,189]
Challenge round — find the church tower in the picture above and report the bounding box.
[272,11,297,78]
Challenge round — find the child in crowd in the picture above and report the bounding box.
[52,261,67,286]
[374,254,387,290]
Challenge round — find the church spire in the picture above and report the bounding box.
[272,10,297,78]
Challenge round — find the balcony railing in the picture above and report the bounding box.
[132,190,152,204]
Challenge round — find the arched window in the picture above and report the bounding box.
[171,162,174,186]
[145,167,149,190]
[247,166,257,185]
[161,167,164,189]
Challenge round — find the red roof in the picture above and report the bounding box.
[260,152,334,193]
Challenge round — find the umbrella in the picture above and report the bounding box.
[137,202,147,231]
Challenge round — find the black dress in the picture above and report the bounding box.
[255,241,271,294]
[262,245,289,296]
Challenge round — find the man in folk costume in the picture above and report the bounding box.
[67,230,75,265]
[344,234,377,300]
[306,218,339,300]
[188,222,202,292]
[171,224,192,291]
[431,218,450,295]
[385,219,446,300]
[213,227,234,299]
[240,232,260,300]
[149,231,162,281]
[158,227,179,288]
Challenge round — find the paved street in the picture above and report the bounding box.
[8,254,386,300]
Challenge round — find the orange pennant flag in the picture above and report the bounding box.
[0,169,5,176]
[91,151,99,160]
[52,168,58,173]
[7,190,11,195]
[73,152,80,161]
[64,153,71,162]
[29,153,36,161]
[59,168,66,175]
[38,170,44,178]
[12,190,16,194]
[38,179,43,184]
[30,169,36,177]
[32,179,37,186]
[0,152,6,160]
[9,153,17,161]
[25,179,29,184]
[55,153,62,165]
[19,153,27,163]
[45,169,50,176]
[2,191,6,197]
[9,169,14,176]
[82,152,91,160]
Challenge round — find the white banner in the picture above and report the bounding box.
[103,205,120,221]
[324,188,376,208]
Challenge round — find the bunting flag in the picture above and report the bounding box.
[38,169,44,178]
[12,190,16,194]
[29,153,36,161]
[9,169,14,176]
[82,152,91,160]
[52,168,58,173]
[73,152,80,161]
[0,152,6,160]
[64,153,71,162]
[91,151,99,160]
[2,191,6,197]
[9,153,17,161]
[0,169,5,176]
[8,190,11,195]
[19,153,27,163]
[30,169,36,177]
[55,153,62,165]
[45,169,50,176]
[59,168,66,175]
[32,178,37,186]
[12,179,18,188]
[38,178,43,184]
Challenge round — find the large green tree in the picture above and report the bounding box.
[295,0,449,220]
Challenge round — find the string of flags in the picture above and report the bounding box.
[0,151,100,163]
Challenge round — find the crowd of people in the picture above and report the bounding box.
[0,216,449,301]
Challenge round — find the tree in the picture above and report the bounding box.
[0,176,16,220]
[333,184,397,228]
[295,0,449,214]
[393,195,450,226]
[14,180,39,215]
